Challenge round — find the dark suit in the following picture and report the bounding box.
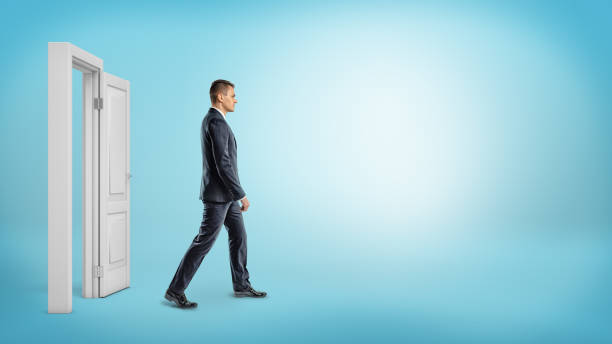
[199,109,246,202]
[169,108,251,293]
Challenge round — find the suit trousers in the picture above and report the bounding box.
[169,200,251,293]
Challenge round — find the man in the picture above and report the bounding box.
[165,79,266,308]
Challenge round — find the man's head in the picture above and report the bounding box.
[210,79,237,113]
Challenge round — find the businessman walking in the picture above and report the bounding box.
[165,79,266,308]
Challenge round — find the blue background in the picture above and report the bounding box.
[1,0,611,342]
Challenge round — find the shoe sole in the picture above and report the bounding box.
[234,292,267,298]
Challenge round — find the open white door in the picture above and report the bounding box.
[98,72,130,297]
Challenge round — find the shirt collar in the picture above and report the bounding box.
[211,106,226,120]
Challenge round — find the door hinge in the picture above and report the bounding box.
[94,98,103,110]
[94,266,104,278]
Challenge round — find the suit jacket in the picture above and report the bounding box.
[199,108,246,202]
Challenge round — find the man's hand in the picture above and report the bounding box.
[240,196,250,212]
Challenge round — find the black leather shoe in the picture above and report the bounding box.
[165,289,198,308]
[234,286,267,298]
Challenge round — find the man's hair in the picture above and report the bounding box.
[209,79,235,104]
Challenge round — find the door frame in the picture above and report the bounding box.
[48,42,102,313]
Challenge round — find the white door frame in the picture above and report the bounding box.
[48,42,103,313]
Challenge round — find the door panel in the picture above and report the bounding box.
[109,86,127,195]
[99,72,130,297]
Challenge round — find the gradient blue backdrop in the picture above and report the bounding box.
[1,1,611,342]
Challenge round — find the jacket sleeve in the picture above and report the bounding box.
[209,119,246,201]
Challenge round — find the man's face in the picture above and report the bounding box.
[220,86,237,112]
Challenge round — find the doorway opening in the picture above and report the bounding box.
[72,68,83,298]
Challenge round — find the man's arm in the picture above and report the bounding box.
[209,119,246,201]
